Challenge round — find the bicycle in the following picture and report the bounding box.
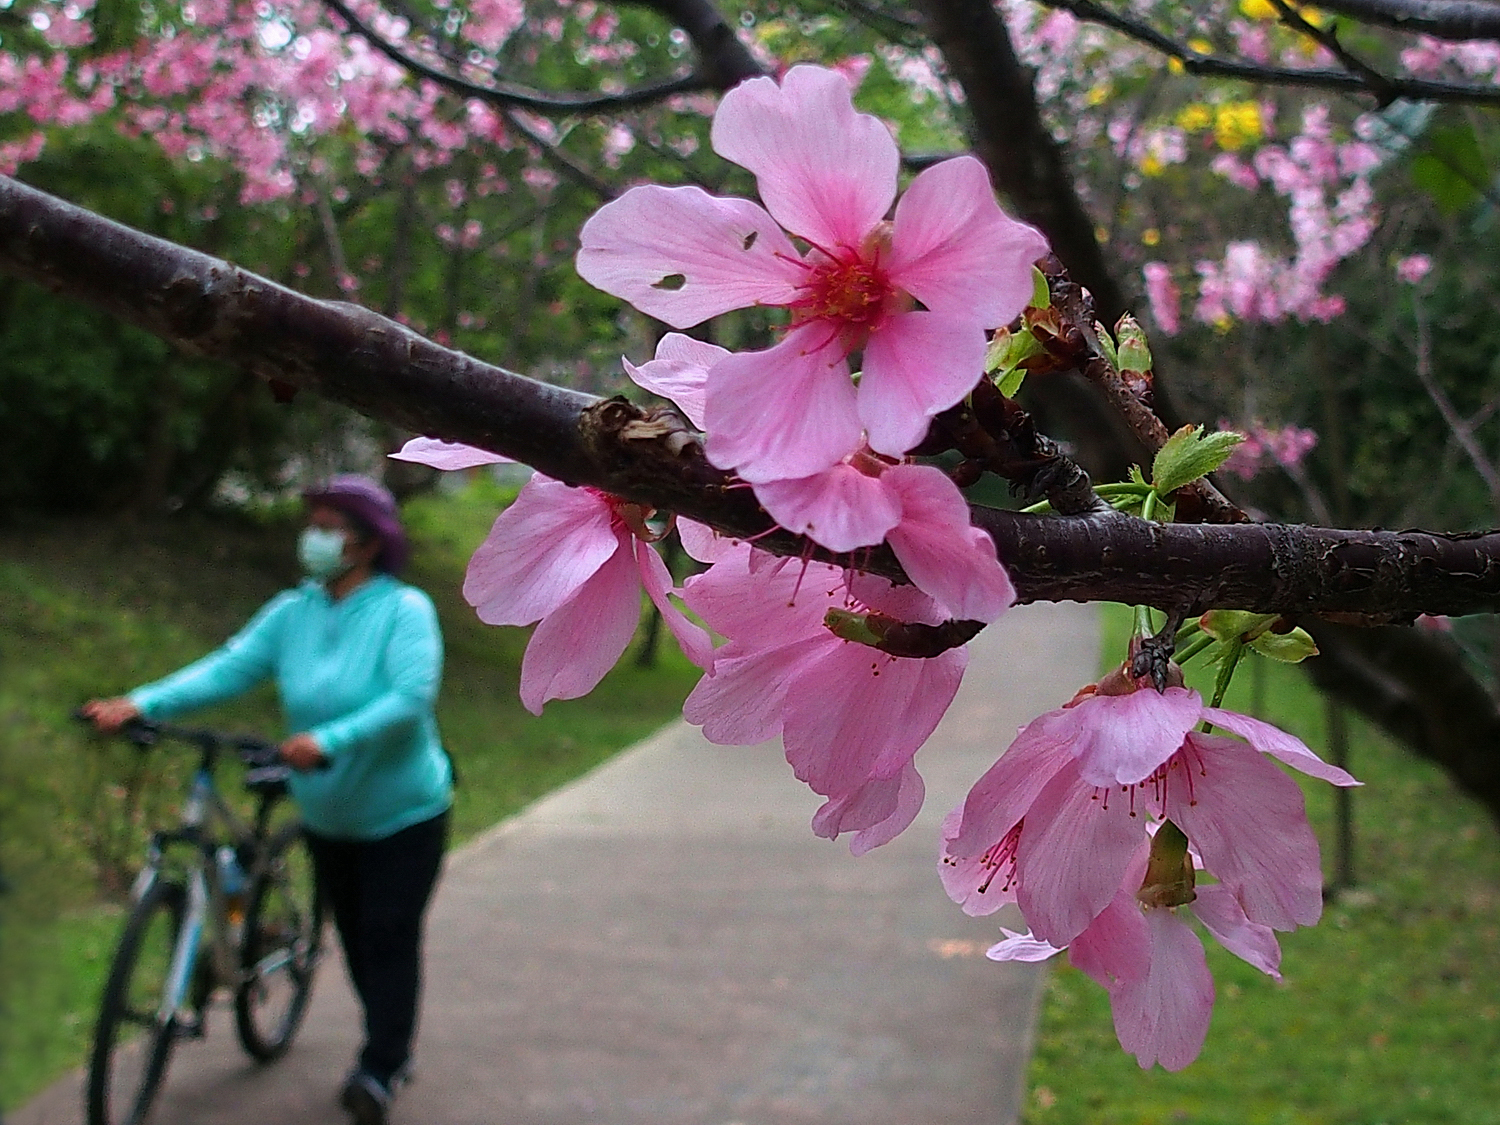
[79,716,325,1125]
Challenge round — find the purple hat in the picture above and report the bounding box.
[303,474,410,575]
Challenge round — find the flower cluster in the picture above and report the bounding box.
[941,665,1359,1070]
[399,64,1360,1073]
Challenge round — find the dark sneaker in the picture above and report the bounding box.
[339,1070,391,1125]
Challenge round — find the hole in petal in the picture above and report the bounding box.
[651,273,687,291]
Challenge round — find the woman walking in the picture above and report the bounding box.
[84,474,452,1125]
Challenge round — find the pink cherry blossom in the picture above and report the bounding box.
[420,472,711,714]
[391,436,515,470]
[1395,253,1434,285]
[681,545,967,850]
[576,65,1050,481]
[941,669,1358,948]
[986,842,1284,1071]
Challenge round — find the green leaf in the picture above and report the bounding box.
[1410,124,1489,217]
[1152,425,1245,495]
[997,366,1026,398]
[985,326,1043,375]
[1127,464,1149,486]
[1115,314,1152,373]
[1199,609,1275,642]
[1094,322,1120,370]
[1250,627,1319,663]
[1029,266,1051,309]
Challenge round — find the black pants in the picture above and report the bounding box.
[305,810,449,1085]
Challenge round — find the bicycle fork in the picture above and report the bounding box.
[158,870,209,1029]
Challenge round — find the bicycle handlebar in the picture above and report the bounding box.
[73,710,330,776]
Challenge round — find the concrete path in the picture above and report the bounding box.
[17,601,1096,1125]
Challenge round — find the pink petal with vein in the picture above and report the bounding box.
[1015,758,1146,947]
[676,518,739,564]
[1167,733,1325,930]
[1064,687,1205,787]
[711,65,898,250]
[704,323,862,481]
[883,463,1015,622]
[634,538,714,672]
[622,332,727,429]
[576,184,803,329]
[811,761,925,855]
[888,156,1050,324]
[987,929,1066,963]
[753,463,901,552]
[939,808,1019,917]
[462,477,621,625]
[682,634,831,745]
[1068,887,1151,992]
[950,708,1076,857]
[390,437,513,470]
[783,643,964,797]
[860,311,987,457]
[1192,884,1283,980]
[1109,908,1214,1072]
[1202,707,1361,786]
[518,542,642,714]
[682,545,835,641]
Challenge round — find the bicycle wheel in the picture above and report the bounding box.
[86,879,186,1125]
[234,824,322,1061]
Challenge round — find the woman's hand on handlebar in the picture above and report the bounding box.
[279,732,329,772]
[81,697,142,733]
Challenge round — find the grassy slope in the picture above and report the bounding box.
[0,478,702,1109]
[1022,605,1500,1125]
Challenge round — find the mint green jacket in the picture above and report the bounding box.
[130,575,452,840]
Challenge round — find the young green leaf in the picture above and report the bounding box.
[1250,627,1319,663]
[1153,425,1245,495]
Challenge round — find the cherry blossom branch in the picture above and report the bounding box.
[1040,260,1248,525]
[9,173,1500,622]
[1034,0,1500,106]
[1315,0,1500,40]
[320,0,713,114]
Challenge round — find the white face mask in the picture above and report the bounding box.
[298,527,349,579]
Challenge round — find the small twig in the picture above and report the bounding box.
[1269,0,1401,105]
[321,0,713,115]
[1034,0,1500,106]
[1410,292,1500,503]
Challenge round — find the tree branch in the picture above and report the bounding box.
[7,173,1500,621]
[321,0,714,114]
[1315,0,1500,41]
[1036,0,1500,106]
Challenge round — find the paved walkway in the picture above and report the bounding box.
[17,601,1096,1125]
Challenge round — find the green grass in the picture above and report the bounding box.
[0,478,702,1110]
[1021,605,1500,1125]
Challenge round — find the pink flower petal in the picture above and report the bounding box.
[682,634,831,745]
[1068,886,1151,992]
[888,156,1050,325]
[703,323,863,481]
[859,311,987,458]
[1065,687,1205,787]
[782,643,964,798]
[622,332,727,430]
[1167,733,1325,931]
[949,708,1076,858]
[753,463,902,552]
[883,463,1015,622]
[682,546,835,642]
[676,518,739,564]
[576,184,803,329]
[1109,908,1214,1072]
[633,538,715,672]
[518,540,642,714]
[1192,884,1283,980]
[711,65,898,251]
[462,477,621,626]
[1016,758,1146,947]
[986,928,1065,963]
[390,437,513,470]
[1202,707,1361,786]
[812,761,926,855]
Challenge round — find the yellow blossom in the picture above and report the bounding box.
[1175,103,1213,133]
[1142,228,1161,246]
[1239,0,1279,18]
[1214,102,1263,151]
[1187,37,1214,55]
[1168,56,1186,75]
[1086,82,1112,106]
[1140,155,1165,177]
